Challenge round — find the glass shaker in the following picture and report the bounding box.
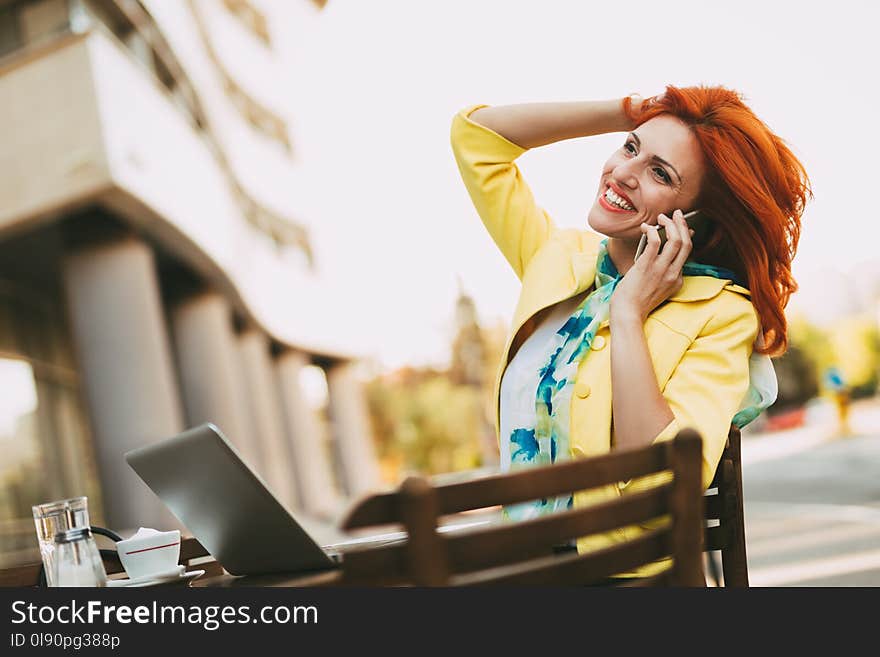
[52,527,107,587]
[33,496,90,587]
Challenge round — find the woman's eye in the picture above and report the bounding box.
[623,141,637,155]
[653,167,671,184]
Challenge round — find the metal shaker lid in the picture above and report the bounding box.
[54,527,93,544]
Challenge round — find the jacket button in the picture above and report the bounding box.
[574,382,591,398]
[591,335,606,351]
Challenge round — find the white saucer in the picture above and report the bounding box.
[107,566,205,588]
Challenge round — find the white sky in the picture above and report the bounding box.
[278,0,880,371]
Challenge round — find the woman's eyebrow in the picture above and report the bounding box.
[629,132,683,184]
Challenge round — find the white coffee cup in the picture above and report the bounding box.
[116,528,181,580]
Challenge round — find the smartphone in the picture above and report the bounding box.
[633,210,702,263]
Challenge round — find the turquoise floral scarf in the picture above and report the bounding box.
[504,239,776,521]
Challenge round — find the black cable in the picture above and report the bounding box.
[90,526,124,543]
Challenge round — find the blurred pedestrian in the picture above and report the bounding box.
[824,366,852,436]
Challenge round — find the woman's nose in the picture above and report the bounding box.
[611,159,639,189]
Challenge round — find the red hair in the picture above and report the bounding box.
[623,85,812,356]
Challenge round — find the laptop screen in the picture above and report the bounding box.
[125,423,337,576]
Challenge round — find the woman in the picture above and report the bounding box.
[450,85,811,568]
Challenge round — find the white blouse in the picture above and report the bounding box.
[498,293,587,471]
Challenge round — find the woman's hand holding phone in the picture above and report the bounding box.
[612,210,696,323]
[634,209,700,263]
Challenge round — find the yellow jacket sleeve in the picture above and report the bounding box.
[622,296,759,493]
[450,105,556,280]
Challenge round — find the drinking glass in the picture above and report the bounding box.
[32,496,90,587]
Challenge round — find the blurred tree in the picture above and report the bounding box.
[449,281,486,388]
[828,315,880,398]
[479,319,509,463]
[788,313,836,374]
[779,312,880,413]
[775,313,831,413]
[363,287,512,482]
[364,371,484,481]
[449,283,497,465]
[770,343,819,413]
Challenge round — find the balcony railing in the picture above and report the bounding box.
[221,0,270,47]
[190,0,293,154]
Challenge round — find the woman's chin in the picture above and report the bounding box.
[586,210,608,235]
[587,212,620,238]
[588,209,643,240]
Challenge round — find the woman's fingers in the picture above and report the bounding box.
[636,209,693,274]
[622,208,693,315]
[655,213,683,266]
[638,223,662,266]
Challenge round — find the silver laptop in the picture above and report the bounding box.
[125,423,409,577]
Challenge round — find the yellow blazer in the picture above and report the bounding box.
[451,105,759,567]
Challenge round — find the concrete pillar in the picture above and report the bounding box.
[237,330,299,509]
[62,236,183,532]
[275,350,340,518]
[170,292,257,469]
[325,361,381,497]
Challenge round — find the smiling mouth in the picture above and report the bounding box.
[600,186,637,212]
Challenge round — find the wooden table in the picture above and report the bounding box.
[191,568,342,587]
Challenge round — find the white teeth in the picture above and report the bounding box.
[604,187,635,211]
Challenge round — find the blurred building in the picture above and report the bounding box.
[0,0,379,566]
[449,280,486,389]
[449,281,498,466]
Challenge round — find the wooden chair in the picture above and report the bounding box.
[339,429,706,586]
[703,425,749,587]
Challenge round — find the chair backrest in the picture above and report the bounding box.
[703,425,749,587]
[340,430,706,586]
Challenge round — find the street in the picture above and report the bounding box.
[739,397,880,586]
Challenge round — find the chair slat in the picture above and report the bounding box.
[702,426,750,587]
[343,443,669,529]
[704,490,724,519]
[436,445,669,515]
[718,426,749,587]
[667,429,706,585]
[340,494,398,530]
[445,484,672,573]
[612,570,671,587]
[705,522,730,551]
[451,527,671,587]
[708,446,733,487]
[704,486,737,521]
[399,477,450,586]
